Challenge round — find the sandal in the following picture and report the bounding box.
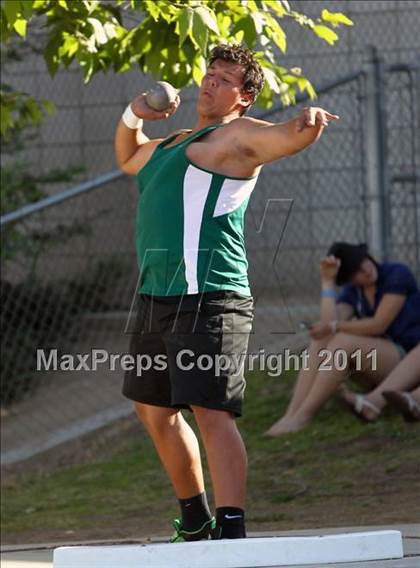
[340,393,381,423]
[382,391,420,423]
[353,395,381,422]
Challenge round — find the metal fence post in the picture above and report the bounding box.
[364,46,389,261]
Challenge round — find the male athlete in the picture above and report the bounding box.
[114,44,339,542]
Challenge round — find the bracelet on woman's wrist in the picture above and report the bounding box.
[122,104,143,129]
[321,288,338,299]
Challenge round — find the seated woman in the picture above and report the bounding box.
[340,343,420,422]
[265,242,420,436]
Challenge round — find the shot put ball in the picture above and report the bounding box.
[145,81,179,111]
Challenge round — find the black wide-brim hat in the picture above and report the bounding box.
[327,242,369,286]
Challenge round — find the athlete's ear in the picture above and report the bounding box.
[240,92,253,109]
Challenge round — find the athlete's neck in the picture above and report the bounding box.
[191,112,240,134]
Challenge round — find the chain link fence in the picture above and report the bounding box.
[1,1,419,465]
[385,65,420,274]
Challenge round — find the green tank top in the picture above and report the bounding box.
[135,124,259,296]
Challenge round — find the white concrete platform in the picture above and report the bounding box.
[53,530,403,568]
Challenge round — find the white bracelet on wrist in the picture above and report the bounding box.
[122,104,143,129]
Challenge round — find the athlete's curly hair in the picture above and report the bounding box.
[208,44,265,115]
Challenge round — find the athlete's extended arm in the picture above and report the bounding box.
[114,94,179,175]
[234,107,339,166]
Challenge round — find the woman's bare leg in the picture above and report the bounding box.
[267,334,401,435]
[265,337,332,435]
[285,338,333,416]
[344,344,420,419]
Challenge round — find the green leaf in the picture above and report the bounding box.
[26,99,43,123]
[57,0,68,9]
[144,0,160,22]
[191,9,208,53]
[45,54,59,76]
[297,77,307,92]
[3,0,21,25]
[59,33,79,58]
[263,1,286,18]
[290,11,315,28]
[246,0,259,13]
[103,21,118,39]
[192,54,206,85]
[232,15,256,48]
[44,31,63,76]
[88,17,108,45]
[117,61,131,72]
[313,25,338,45]
[130,26,153,60]
[281,74,298,85]
[305,81,317,100]
[256,79,274,109]
[262,65,280,94]
[178,7,193,47]
[260,34,270,48]
[321,9,354,27]
[85,34,98,53]
[20,1,33,19]
[250,12,265,35]
[83,0,99,14]
[216,12,231,38]
[278,81,290,95]
[264,13,286,53]
[274,63,288,75]
[13,17,27,37]
[281,90,295,106]
[102,3,122,24]
[81,57,96,82]
[145,47,162,77]
[157,1,177,25]
[221,0,246,17]
[42,100,55,114]
[194,6,219,35]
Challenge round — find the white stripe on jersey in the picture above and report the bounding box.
[213,176,257,217]
[183,165,213,294]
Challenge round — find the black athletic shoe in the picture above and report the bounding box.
[170,517,216,542]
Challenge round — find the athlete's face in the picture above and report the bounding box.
[197,59,253,118]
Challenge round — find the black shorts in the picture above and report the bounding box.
[122,291,254,417]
